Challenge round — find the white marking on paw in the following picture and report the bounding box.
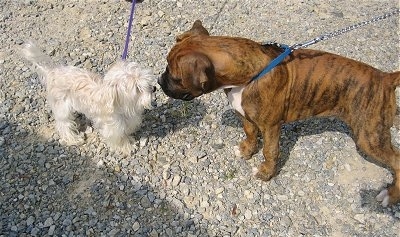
[376,189,387,201]
[376,189,389,207]
[234,146,241,157]
[252,167,258,176]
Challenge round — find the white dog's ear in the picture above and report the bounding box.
[101,61,130,111]
[134,77,153,109]
[176,20,209,42]
[97,85,119,114]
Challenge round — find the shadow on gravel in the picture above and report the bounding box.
[0,119,208,236]
[221,110,392,179]
[140,98,207,138]
[359,188,400,214]
[220,111,400,211]
[220,110,353,166]
[277,117,352,169]
[220,109,242,128]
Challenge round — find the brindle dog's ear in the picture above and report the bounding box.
[176,20,210,42]
[177,52,215,96]
[188,53,215,94]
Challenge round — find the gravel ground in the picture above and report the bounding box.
[1,0,399,236]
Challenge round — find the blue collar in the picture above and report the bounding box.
[251,44,292,81]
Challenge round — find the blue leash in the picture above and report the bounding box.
[251,44,292,81]
[251,8,400,81]
[121,0,137,60]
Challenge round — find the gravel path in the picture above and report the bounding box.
[1,0,399,236]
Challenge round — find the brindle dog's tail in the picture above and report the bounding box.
[390,71,400,128]
[388,71,400,87]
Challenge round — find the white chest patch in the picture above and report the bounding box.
[226,86,245,117]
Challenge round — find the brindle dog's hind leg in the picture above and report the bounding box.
[352,118,400,206]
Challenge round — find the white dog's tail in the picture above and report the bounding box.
[20,41,54,85]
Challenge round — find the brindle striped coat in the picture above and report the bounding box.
[158,20,400,206]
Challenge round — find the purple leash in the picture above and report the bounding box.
[121,0,137,60]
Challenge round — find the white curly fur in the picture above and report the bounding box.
[21,42,154,154]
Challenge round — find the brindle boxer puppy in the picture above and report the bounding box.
[158,20,400,206]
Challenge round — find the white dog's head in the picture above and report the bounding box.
[103,60,154,116]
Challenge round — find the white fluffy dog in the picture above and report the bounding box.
[21,42,154,154]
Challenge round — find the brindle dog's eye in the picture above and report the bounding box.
[172,77,182,85]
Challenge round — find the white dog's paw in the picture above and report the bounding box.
[108,137,136,155]
[59,132,85,146]
[376,189,390,207]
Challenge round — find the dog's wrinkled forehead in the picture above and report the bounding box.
[165,20,211,71]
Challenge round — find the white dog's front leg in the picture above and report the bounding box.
[52,101,84,146]
[100,121,135,155]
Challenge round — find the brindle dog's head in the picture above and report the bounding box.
[158,20,217,101]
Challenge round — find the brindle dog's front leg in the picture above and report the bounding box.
[254,124,281,181]
[238,116,259,160]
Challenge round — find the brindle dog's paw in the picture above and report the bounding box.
[233,145,253,160]
[376,189,390,207]
[234,146,242,157]
[252,161,277,181]
[238,140,257,160]
[376,186,400,207]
